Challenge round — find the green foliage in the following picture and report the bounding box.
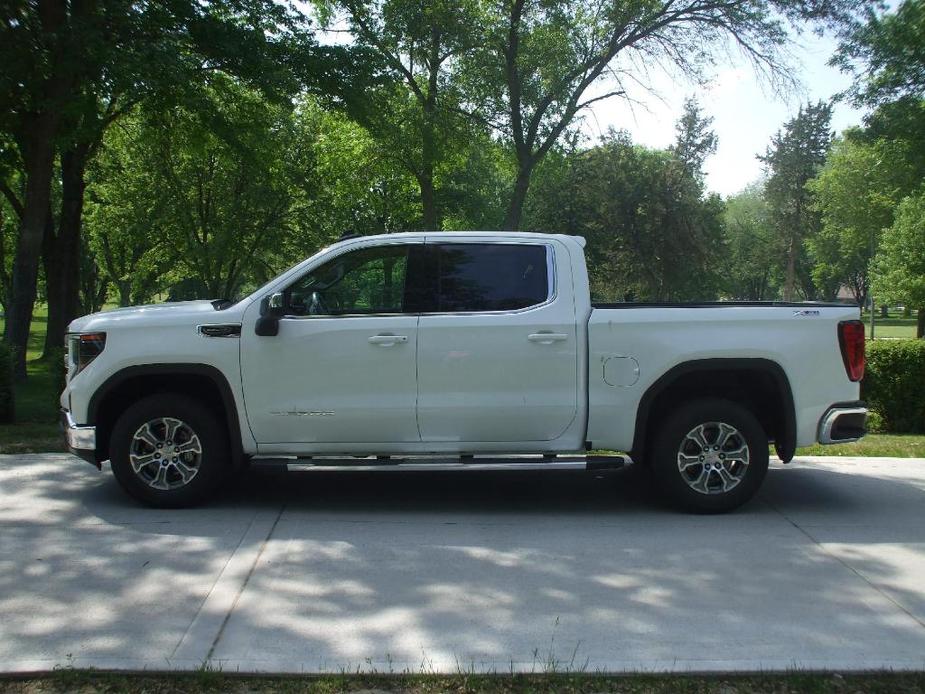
[525,131,725,302]
[0,179,15,312]
[0,342,13,423]
[327,0,486,229]
[834,0,925,106]
[807,135,915,304]
[88,83,318,301]
[863,339,925,433]
[760,101,834,301]
[723,185,782,300]
[871,188,925,310]
[673,98,719,178]
[290,99,421,243]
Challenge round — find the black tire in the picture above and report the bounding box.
[109,393,229,507]
[650,398,768,513]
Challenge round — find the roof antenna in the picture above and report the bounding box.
[339,231,363,241]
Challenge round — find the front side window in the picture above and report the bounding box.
[436,243,550,312]
[285,245,410,316]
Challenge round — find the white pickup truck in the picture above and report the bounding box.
[61,231,868,512]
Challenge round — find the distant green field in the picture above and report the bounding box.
[862,313,919,339]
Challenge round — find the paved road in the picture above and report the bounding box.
[1,454,924,674]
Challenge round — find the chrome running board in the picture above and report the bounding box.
[250,454,625,473]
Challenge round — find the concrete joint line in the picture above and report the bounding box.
[168,505,286,666]
[764,497,925,633]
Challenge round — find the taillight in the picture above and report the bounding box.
[68,332,106,375]
[838,320,865,382]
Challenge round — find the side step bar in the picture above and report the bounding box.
[251,454,625,473]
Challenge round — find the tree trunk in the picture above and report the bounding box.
[43,148,86,357]
[419,80,440,231]
[5,113,58,380]
[917,308,924,339]
[782,235,796,302]
[117,281,132,307]
[418,170,439,231]
[503,162,533,231]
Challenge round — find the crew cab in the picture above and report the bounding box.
[60,232,868,512]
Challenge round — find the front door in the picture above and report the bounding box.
[416,240,579,443]
[241,242,421,445]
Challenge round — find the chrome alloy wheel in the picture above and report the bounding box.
[677,422,750,495]
[129,417,203,491]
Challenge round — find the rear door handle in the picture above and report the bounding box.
[368,334,408,346]
[528,332,569,344]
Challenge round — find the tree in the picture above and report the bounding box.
[0,0,321,377]
[95,83,307,300]
[465,0,868,230]
[723,184,782,300]
[871,189,925,337]
[834,0,925,107]
[84,116,169,307]
[808,135,917,305]
[327,0,483,231]
[281,98,422,252]
[673,98,719,178]
[525,130,725,301]
[759,102,834,301]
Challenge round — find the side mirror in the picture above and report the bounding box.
[267,292,284,314]
[255,292,284,336]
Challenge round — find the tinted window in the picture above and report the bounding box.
[286,245,409,316]
[436,243,549,312]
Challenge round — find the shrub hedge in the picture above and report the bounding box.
[862,339,925,434]
[0,342,13,423]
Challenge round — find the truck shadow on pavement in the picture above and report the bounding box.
[1,455,924,673]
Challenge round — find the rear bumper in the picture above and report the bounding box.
[817,403,868,445]
[60,409,99,467]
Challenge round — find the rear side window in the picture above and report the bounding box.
[435,243,550,312]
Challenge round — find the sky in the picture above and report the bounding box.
[580,32,868,198]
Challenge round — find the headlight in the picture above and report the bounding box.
[67,332,106,375]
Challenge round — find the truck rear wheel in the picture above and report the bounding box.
[650,398,768,513]
[109,394,228,507]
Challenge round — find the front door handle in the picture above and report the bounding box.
[528,332,569,344]
[368,334,408,346]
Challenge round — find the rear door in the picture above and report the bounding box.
[416,240,579,443]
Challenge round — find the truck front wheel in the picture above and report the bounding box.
[651,398,768,513]
[109,394,229,507]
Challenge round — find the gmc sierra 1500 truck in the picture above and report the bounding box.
[60,232,868,512]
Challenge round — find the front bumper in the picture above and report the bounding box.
[818,403,868,445]
[60,409,99,467]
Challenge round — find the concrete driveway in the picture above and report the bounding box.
[1,454,924,674]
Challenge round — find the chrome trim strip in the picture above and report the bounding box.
[197,323,242,338]
[276,241,559,319]
[63,410,96,450]
[286,461,590,472]
[818,406,867,444]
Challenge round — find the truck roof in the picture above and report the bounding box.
[336,231,587,247]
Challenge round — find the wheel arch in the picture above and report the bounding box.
[630,358,796,464]
[88,364,245,466]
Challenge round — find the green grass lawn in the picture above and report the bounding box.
[794,433,925,458]
[863,313,920,339]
